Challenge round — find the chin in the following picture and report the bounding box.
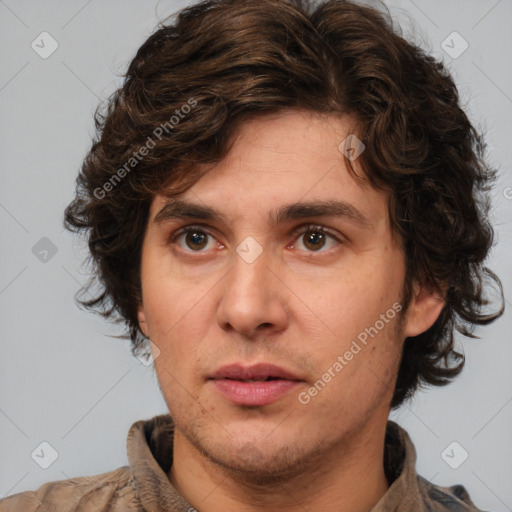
[192,431,325,485]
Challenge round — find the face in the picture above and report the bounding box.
[137,110,442,480]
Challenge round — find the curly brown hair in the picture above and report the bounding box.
[64,0,504,408]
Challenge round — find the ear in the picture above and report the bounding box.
[403,282,445,338]
[137,303,150,338]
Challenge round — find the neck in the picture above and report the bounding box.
[168,419,390,512]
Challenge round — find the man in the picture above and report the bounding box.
[0,0,503,511]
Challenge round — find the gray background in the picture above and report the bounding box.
[0,0,511,509]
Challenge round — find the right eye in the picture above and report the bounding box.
[171,225,221,253]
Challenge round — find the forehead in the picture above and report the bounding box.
[151,110,389,228]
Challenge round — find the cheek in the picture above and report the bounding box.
[302,259,401,334]
[141,272,215,372]
[140,247,211,336]
[294,255,404,378]
[299,311,403,418]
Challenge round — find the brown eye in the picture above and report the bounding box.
[292,224,341,253]
[172,226,218,252]
[185,231,209,250]
[302,230,326,251]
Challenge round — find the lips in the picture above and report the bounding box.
[209,363,303,406]
[209,363,301,382]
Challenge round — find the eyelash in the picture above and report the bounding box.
[170,223,343,254]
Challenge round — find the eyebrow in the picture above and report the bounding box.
[154,198,373,229]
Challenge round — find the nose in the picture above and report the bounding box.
[216,245,289,338]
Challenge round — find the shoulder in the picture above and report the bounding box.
[0,466,141,512]
[418,475,488,512]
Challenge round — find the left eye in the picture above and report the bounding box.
[291,225,340,252]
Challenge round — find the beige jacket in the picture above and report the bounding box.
[0,414,484,511]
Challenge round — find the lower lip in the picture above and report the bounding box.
[211,379,301,406]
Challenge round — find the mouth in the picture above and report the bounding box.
[224,377,282,382]
[209,362,302,381]
[209,363,303,406]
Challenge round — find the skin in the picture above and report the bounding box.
[137,109,444,512]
